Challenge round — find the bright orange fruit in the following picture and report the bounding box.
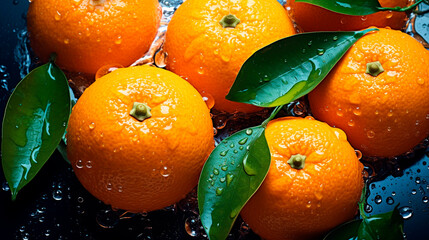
[67,66,214,212]
[27,0,161,74]
[164,0,296,113]
[286,0,411,32]
[309,28,429,157]
[241,116,364,240]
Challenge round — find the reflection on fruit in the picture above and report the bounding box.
[66,66,214,212]
[27,0,161,74]
[241,116,363,240]
[164,0,296,113]
[309,28,429,157]
[286,0,411,32]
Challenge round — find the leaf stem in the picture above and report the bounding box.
[377,0,423,12]
[261,105,283,127]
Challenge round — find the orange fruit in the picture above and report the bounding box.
[27,0,161,74]
[241,116,364,240]
[308,28,429,157]
[66,65,214,212]
[286,0,411,32]
[164,0,296,113]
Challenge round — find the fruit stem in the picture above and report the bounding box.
[366,61,384,77]
[287,154,306,170]
[130,102,152,121]
[219,14,241,28]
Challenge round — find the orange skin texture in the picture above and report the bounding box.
[241,116,363,240]
[67,66,214,212]
[164,0,296,113]
[286,0,411,32]
[27,0,161,74]
[309,28,429,157]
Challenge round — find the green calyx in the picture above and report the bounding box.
[366,61,384,77]
[219,14,241,28]
[130,102,152,121]
[287,154,307,170]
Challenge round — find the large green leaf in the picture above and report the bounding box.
[1,61,71,200]
[357,206,404,240]
[323,219,362,240]
[198,126,271,240]
[295,0,381,15]
[226,29,377,107]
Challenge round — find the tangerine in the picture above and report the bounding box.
[286,0,411,32]
[164,0,296,113]
[67,65,214,212]
[241,116,364,240]
[27,0,161,74]
[308,28,429,157]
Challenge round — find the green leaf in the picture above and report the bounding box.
[198,126,271,240]
[295,0,381,15]
[1,61,71,200]
[357,206,404,240]
[226,29,377,107]
[323,219,362,240]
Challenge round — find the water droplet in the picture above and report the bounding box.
[75,159,83,168]
[85,160,92,168]
[399,206,413,219]
[386,197,394,205]
[54,11,62,21]
[161,166,171,177]
[317,49,324,55]
[221,165,228,171]
[220,177,226,183]
[77,196,84,203]
[364,204,373,213]
[230,207,240,219]
[411,189,417,195]
[216,187,224,196]
[2,182,10,191]
[239,146,244,150]
[95,64,123,80]
[220,150,228,156]
[213,168,220,175]
[355,150,362,160]
[226,174,234,186]
[238,137,248,145]
[52,189,63,201]
[392,191,396,196]
[360,15,367,21]
[336,109,343,117]
[114,36,122,45]
[374,195,382,204]
[422,196,428,203]
[118,185,123,193]
[415,177,421,184]
[333,36,338,41]
[197,66,204,75]
[307,41,312,46]
[348,119,355,127]
[367,130,375,139]
[106,183,113,191]
[63,38,70,44]
[243,156,256,176]
[245,129,253,135]
[302,49,306,54]
[89,122,95,130]
[386,11,393,19]
[230,143,235,148]
[184,216,200,237]
[416,77,425,85]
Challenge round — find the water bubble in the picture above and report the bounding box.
[374,195,382,204]
[399,206,413,219]
[77,197,84,203]
[184,216,201,237]
[52,189,63,201]
[96,210,120,229]
[386,197,395,205]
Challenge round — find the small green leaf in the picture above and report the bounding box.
[1,61,71,200]
[198,126,271,240]
[357,205,404,240]
[226,29,377,107]
[295,0,381,15]
[323,219,362,240]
